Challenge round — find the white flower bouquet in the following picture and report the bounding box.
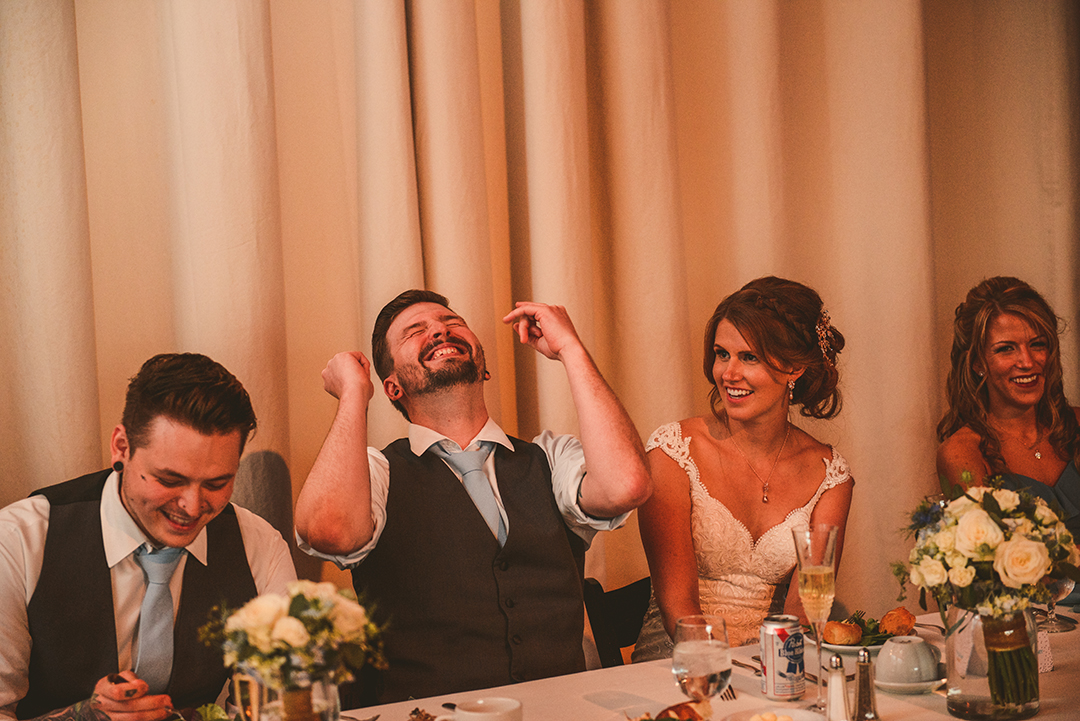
[893,481,1079,620]
[202,580,386,690]
[893,479,1080,710]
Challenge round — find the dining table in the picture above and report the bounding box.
[346,611,1080,721]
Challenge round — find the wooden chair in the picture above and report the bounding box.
[584,576,651,668]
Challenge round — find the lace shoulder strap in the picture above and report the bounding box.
[645,422,698,483]
[806,446,852,507]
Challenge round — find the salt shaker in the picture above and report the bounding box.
[826,653,851,721]
[852,647,880,720]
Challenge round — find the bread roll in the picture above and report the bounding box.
[881,606,916,636]
[822,620,863,645]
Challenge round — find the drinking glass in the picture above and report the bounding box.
[792,524,839,712]
[1041,577,1076,633]
[672,615,731,705]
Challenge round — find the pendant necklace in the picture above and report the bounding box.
[993,424,1043,460]
[728,422,791,503]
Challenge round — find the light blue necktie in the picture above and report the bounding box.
[430,441,506,545]
[133,546,185,693]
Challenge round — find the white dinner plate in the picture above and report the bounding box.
[803,634,885,655]
[874,677,946,695]
[722,707,823,721]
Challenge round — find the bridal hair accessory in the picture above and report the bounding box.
[816,309,833,362]
[788,379,796,402]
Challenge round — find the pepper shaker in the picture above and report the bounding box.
[826,653,851,721]
[853,647,880,720]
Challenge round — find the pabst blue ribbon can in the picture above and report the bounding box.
[759,614,805,700]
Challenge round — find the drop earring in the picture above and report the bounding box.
[787,379,795,402]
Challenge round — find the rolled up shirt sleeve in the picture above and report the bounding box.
[532,430,630,545]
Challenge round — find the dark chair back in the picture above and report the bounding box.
[584,576,651,668]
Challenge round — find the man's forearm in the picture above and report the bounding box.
[294,394,375,554]
[560,345,651,516]
[23,696,110,721]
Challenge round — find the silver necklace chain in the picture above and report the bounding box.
[993,424,1044,460]
[728,422,791,503]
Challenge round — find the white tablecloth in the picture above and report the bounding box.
[350,611,1080,720]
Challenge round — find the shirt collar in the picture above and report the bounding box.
[100,470,209,568]
[407,416,514,456]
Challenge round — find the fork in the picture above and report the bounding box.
[719,684,737,701]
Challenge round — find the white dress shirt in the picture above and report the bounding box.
[297,418,629,567]
[0,472,297,719]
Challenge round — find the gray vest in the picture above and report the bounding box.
[353,437,586,703]
[18,470,257,719]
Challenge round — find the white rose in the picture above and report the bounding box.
[227,594,289,635]
[949,564,977,588]
[992,489,1020,512]
[288,579,320,597]
[934,528,956,553]
[330,598,370,641]
[1003,517,1036,539]
[946,495,978,519]
[908,564,925,587]
[946,550,968,568]
[954,509,1005,560]
[271,615,311,648]
[919,557,949,587]
[1069,543,1080,567]
[1035,502,1059,526]
[993,537,1052,588]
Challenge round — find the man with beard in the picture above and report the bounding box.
[294,290,651,703]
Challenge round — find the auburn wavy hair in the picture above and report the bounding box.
[937,276,1080,474]
[703,276,844,421]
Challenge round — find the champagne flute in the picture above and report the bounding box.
[672,615,731,708]
[1041,577,1076,633]
[792,524,838,712]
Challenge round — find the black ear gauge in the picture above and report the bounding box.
[112,461,124,474]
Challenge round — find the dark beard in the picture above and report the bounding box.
[396,349,485,396]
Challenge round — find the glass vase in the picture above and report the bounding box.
[945,607,1039,720]
[232,674,340,721]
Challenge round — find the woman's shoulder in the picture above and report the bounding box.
[646,417,708,453]
[937,426,988,484]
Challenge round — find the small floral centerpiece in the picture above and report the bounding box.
[893,478,1080,718]
[202,581,385,721]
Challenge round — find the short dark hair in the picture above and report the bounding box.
[703,276,844,420]
[122,353,257,454]
[371,289,452,418]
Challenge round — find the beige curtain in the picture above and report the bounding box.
[1,0,1077,619]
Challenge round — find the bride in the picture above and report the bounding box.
[633,277,854,658]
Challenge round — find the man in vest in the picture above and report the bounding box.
[295,290,651,703]
[0,353,297,721]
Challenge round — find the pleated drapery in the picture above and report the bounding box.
[2,0,1077,620]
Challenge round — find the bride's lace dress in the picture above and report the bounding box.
[632,422,851,661]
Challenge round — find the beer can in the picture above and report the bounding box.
[759,614,805,700]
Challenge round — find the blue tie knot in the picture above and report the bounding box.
[134,546,185,584]
[429,440,505,545]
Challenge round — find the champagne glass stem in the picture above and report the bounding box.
[812,621,825,708]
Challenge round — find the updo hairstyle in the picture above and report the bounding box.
[703,276,844,420]
[937,276,1079,473]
